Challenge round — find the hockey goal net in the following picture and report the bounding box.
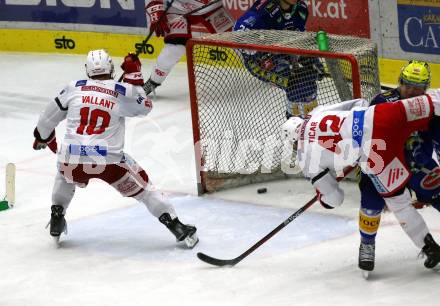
[186,30,380,194]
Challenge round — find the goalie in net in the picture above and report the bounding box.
[234,0,324,117]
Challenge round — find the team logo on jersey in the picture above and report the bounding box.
[207,9,233,32]
[402,95,430,121]
[376,157,410,194]
[115,84,126,96]
[69,145,107,156]
[82,85,119,97]
[75,80,87,87]
[420,167,440,190]
[136,96,144,105]
[352,110,365,147]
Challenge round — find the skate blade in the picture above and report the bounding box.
[361,270,370,280]
[52,236,61,248]
[184,233,199,249]
[50,226,67,248]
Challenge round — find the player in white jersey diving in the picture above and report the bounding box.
[143,0,234,96]
[282,91,440,272]
[33,49,198,248]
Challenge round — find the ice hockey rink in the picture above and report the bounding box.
[0,53,439,306]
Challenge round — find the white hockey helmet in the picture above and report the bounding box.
[281,116,304,144]
[85,49,114,78]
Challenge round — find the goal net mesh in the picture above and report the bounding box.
[187,30,380,193]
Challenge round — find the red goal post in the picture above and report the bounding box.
[186,30,380,194]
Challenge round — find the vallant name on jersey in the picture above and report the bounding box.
[81,95,115,110]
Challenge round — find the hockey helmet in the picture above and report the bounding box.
[85,49,114,78]
[399,60,431,89]
[281,116,304,144]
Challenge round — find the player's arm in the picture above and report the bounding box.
[311,169,345,209]
[114,84,153,118]
[292,0,309,31]
[33,86,70,153]
[116,53,153,118]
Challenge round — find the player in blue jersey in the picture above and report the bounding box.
[357,60,440,273]
[233,0,324,118]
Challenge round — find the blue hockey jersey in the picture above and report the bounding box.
[233,0,308,32]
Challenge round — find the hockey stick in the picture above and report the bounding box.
[117,0,177,82]
[118,0,222,82]
[197,166,354,267]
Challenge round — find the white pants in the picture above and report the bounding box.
[150,44,186,85]
[385,189,429,248]
[52,163,176,219]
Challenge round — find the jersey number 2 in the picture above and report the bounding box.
[76,107,110,135]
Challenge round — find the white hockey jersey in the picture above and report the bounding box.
[36,79,152,164]
[162,0,222,15]
[297,99,370,179]
[298,94,437,201]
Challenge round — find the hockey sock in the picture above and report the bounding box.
[135,190,177,219]
[52,172,75,214]
[150,44,186,84]
[385,189,429,248]
[359,208,381,244]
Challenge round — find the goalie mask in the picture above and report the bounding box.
[85,49,115,78]
[281,116,304,174]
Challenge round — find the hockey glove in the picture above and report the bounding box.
[33,128,57,154]
[145,0,169,37]
[293,0,309,23]
[312,169,344,209]
[316,190,335,209]
[121,53,144,86]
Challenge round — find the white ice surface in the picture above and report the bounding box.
[0,53,439,306]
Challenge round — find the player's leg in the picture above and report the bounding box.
[358,172,384,271]
[144,14,189,95]
[134,188,198,247]
[102,155,198,247]
[384,188,440,268]
[50,171,76,238]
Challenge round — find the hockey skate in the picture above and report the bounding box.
[143,78,160,97]
[421,233,440,269]
[358,242,375,279]
[46,205,67,246]
[159,213,199,248]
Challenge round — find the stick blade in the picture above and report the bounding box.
[6,163,16,206]
[197,252,237,267]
